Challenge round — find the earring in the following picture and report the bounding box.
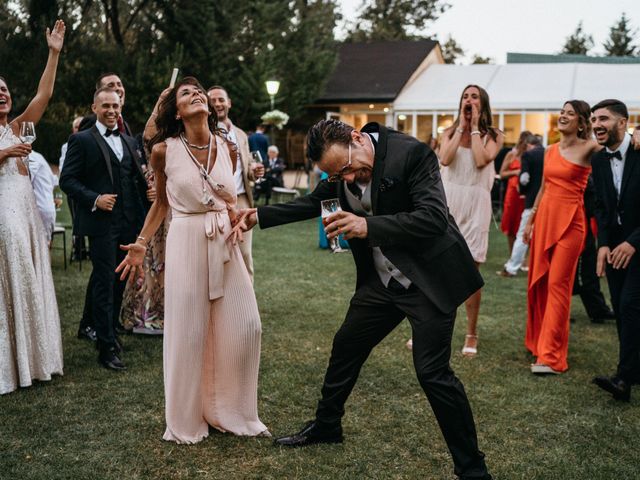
[176,115,181,120]
[579,127,583,132]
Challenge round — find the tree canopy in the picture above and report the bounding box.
[603,13,638,57]
[0,0,339,159]
[562,21,594,55]
[347,0,449,41]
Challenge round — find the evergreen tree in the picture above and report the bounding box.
[347,0,449,41]
[471,54,492,64]
[440,35,464,64]
[562,21,594,55]
[603,13,638,57]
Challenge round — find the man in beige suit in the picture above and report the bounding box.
[207,85,263,279]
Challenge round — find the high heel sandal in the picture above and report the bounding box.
[461,334,478,357]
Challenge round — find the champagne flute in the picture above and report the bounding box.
[251,151,266,184]
[19,122,36,167]
[321,198,347,253]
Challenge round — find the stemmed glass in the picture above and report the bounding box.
[251,151,266,184]
[321,198,347,253]
[19,122,36,167]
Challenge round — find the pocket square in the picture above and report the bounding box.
[379,177,400,192]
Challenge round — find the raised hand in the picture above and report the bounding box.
[115,243,147,283]
[470,103,480,130]
[46,20,66,53]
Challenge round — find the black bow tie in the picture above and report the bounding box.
[105,128,120,137]
[604,150,622,161]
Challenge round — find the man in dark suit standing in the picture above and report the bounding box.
[60,87,150,371]
[248,124,269,163]
[590,99,640,402]
[246,120,491,479]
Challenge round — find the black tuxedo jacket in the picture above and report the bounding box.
[258,123,483,313]
[592,145,640,249]
[519,145,544,209]
[60,126,149,236]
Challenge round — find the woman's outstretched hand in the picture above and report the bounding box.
[115,243,147,283]
[46,20,66,53]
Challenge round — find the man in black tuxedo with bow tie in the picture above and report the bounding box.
[60,88,150,371]
[247,120,491,479]
[590,99,640,402]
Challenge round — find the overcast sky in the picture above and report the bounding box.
[337,0,640,63]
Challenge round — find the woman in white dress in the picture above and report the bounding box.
[0,20,66,395]
[438,85,504,357]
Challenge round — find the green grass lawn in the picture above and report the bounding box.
[1,204,639,480]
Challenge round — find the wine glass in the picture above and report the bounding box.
[321,198,347,253]
[19,122,36,167]
[251,151,265,184]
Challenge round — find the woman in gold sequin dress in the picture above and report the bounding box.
[0,21,65,395]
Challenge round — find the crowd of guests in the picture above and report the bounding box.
[2,20,640,479]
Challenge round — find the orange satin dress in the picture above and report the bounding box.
[525,143,591,372]
[500,156,525,236]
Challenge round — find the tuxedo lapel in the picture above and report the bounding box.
[619,148,638,200]
[121,134,146,180]
[90,126,113,185]
[368,124,388,215]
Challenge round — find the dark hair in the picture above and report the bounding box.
[590,99,629,119]
[306,119,354,163]
[449,84,498,141]
[95,72,120,90]
[526,134,542,147]
[93,87,119,103]
[564,100,592,140]
[0,75,6,84]
[148,76,220,149]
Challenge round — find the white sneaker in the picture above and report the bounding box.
[530,363,561,375]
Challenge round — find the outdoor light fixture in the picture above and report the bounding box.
[383,107,389,113]
[398,114,407,121]
[369,104,375,109]
[265,80,280,110]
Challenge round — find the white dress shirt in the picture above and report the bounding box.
[95,120,123,161]
[28,151,56,239]
[220,121,246,196]
[607,132,630,197]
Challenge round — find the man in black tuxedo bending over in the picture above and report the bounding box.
[247,120,491,479]
[590,99,640,402]
[60,88,150,371]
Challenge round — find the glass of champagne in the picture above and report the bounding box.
[321,198,347,253]
[251,151,265,184]
[19,122,36,167]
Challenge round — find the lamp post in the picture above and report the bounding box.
[265,80,280,110]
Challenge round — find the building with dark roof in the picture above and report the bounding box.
[313,39,443,131]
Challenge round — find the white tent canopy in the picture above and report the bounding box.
[394,63,640,111]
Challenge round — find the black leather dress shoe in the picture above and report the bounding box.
[99,349,127,372]
[77,326,97,342]
[590,309,616,324]
[592,375,630,402]
[274,420,343,447]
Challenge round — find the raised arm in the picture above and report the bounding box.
[470,129,503,168]
[438,127,462,166]
[143,88,172,144]
[11,20,65,131]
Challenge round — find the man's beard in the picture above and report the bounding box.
[601,127,623,148]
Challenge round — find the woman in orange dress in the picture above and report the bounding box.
[523,100,601,374]
[499,131,529,254]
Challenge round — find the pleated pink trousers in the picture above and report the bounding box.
[162,214,267,444]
